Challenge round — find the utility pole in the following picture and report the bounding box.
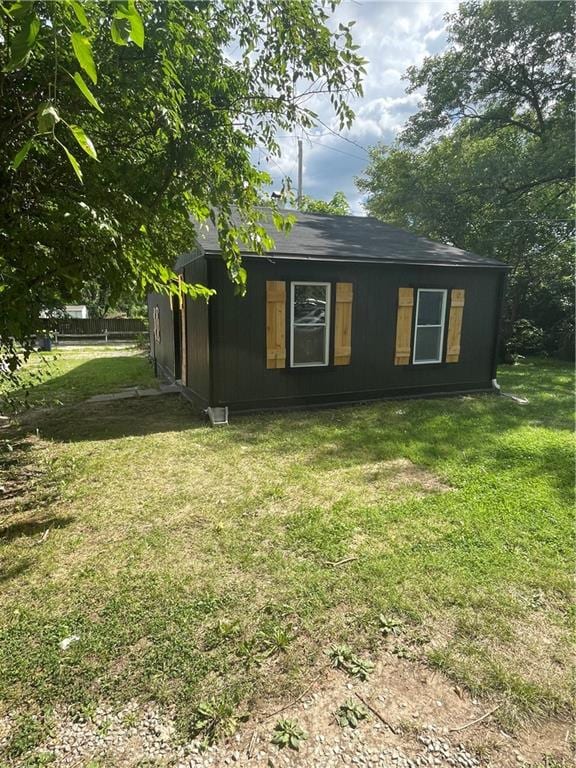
[297,138,303,209]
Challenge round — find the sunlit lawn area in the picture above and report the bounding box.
[0,345,157,411]
[0,348,573,758]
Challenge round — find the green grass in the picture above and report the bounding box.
[0,345,157,411]
[0,353,573,754]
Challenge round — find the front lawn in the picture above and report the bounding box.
[0,353,573,757]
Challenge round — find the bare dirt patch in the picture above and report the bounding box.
[3,651,570,767]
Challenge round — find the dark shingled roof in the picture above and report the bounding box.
[196,210,507,269]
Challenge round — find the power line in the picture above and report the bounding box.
[308,140,366,162]
[308,117,369,155]
[275,127,369,155]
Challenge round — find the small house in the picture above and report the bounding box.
[148,212,507,413]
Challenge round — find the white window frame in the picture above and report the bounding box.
[290,281,331,368]
[413,288,447,365]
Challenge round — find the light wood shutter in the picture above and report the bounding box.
[445,289,465,363]
[266,281,286,369]
[334,282,353,365]
[394,287,414,365]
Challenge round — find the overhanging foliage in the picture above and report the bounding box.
[0,0,365,366]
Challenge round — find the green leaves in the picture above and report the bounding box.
[335,699,368,729]
[55,139,83,182]
[67,124,98,160]
[271,719,307,750]
[72,72,103,113]
[12,139,33,170]
[62,145,83,183]
[326,644,375,681]
[127,8,144,48]
[111,1,144,48]
[189,698,242,745]
[37,103,60,134]
[378,615,404,636]
[34,102,94,184]
[69,0,89,28]
[2,0,367,360]
[71,32,97,84]
[299,191,351,216]
[110,17,131,45]
[2,10,40,72]
[401,0,574,146]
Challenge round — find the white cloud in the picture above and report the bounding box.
[257,1,457,214]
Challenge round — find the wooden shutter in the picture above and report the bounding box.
[394,287,414,365]
[334,282,353,366]
[445,289,465,363]
[266,281,286,369]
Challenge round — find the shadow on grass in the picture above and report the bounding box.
[0,559,33,584]
[16,359,575,509]
[0,515,75,543]
[27,394,205,443]
[4,353,157,412]
[226,359,574,502]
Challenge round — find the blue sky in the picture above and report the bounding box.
[257,1,457,214]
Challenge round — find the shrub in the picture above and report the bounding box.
[506,319,546,360]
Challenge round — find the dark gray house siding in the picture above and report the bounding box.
[148,211,508,413]
[182,256,210,408]
[206,256,505,411]
[147,291,176,380]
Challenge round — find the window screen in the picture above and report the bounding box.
[413,289,447,364]
[291,282,330,366]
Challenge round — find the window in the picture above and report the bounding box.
[413,289,447,364]
[290,282,331,367]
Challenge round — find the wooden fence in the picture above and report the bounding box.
[52,318,147,343]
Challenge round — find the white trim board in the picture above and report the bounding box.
[290,281,331,368]
[412,288,447,365]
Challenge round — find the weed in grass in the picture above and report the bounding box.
[261,602,296,619]
[217,618,241,640]
[5,713,48,759]
[327,644,375,681]
[405,628,431,647]
[392,644,415,660]
[188,698,245,746]
[121,711,139,729]
[258,624,294,657]
[335,699,368,728]
[203,618,241,650]
[18,753,55,767]
[70,702,97,724]
[96,718,112,737]
[378,615,404,636]
[236,638,262,668]
[271,718,308,750]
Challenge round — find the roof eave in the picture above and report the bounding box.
[202,249,510,270]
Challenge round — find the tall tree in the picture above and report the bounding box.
[358,0,574,357]
[0,0,365,367]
